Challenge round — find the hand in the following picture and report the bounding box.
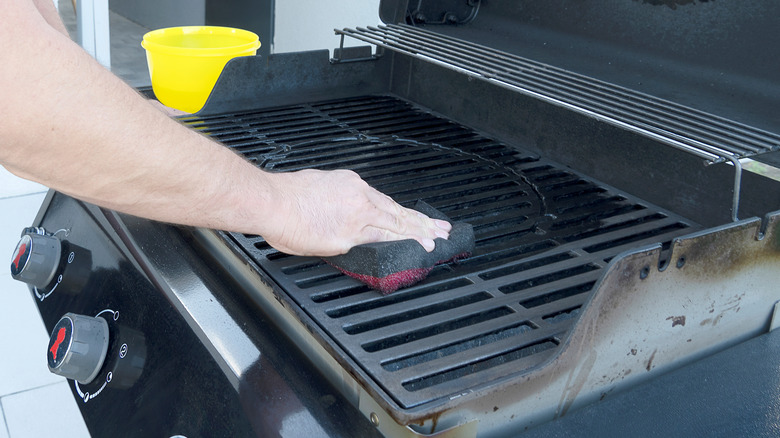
[261,169,452,257]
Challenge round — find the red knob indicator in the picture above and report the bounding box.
[10,232,61,289]
[47,313,109,384]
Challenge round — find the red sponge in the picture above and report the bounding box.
[336,266,434,294]
[324,201,474,294]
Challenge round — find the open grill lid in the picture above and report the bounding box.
[375,0,780,140]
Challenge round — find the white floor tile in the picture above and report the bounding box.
[0,192,61,397]
[1,382,88,438]
[0,193,48,258]
[0,167,47,199]
[0,273,64,397]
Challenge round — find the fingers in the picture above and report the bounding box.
[411,208,453,236]
[432,219,453,236]
[362,225,437,252]
[362,189,452,253]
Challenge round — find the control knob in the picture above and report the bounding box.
[47,313,109,384]
[10,230,61,289]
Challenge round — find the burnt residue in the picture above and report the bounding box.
[671,217,780,282]
[646,349,658,372]
[637,0,711,9]
[699,292,744,327]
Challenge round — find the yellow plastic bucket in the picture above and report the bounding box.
[141,26,260,113]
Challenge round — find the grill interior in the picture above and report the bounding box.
[184,95,700,409]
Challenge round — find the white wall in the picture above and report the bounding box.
[273,0,381,53]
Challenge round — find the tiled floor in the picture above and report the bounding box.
[0,3,149,437]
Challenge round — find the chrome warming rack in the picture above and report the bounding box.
[332,23,780,222]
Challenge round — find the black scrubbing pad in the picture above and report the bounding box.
[324,201,474,293]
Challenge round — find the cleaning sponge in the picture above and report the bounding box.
[324,201,474,294]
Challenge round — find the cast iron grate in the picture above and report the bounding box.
[184,95,699,409]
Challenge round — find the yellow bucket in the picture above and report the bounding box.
[142,26,261,113]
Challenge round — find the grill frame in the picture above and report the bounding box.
[184,94,700,410]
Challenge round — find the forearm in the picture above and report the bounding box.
[33,0,69,36]
[1,1,450,257]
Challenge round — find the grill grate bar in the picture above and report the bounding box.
[337,264,600,340]
[388,324,567,387]
[380,320,537,372]
[399,344,560,401]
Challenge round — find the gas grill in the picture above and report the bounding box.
[14,1,780,436]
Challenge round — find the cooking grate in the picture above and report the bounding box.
[184,95,699,409]
[335,24,780,164]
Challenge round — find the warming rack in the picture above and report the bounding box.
[333,23,780,221]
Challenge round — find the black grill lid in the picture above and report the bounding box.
[185,95,698,410]
[376,1,780,137]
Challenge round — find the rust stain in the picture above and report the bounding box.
[666,315,686,327]
[411,408,444,434]
[646,349,657,372]
[699,293,743,327]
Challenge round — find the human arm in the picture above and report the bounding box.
[0,1,450,257]
[32,0,69,35]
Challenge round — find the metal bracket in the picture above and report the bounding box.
[330,33,385,64]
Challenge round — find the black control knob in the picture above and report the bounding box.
[10,231,62,289]
[47,313,109,384]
